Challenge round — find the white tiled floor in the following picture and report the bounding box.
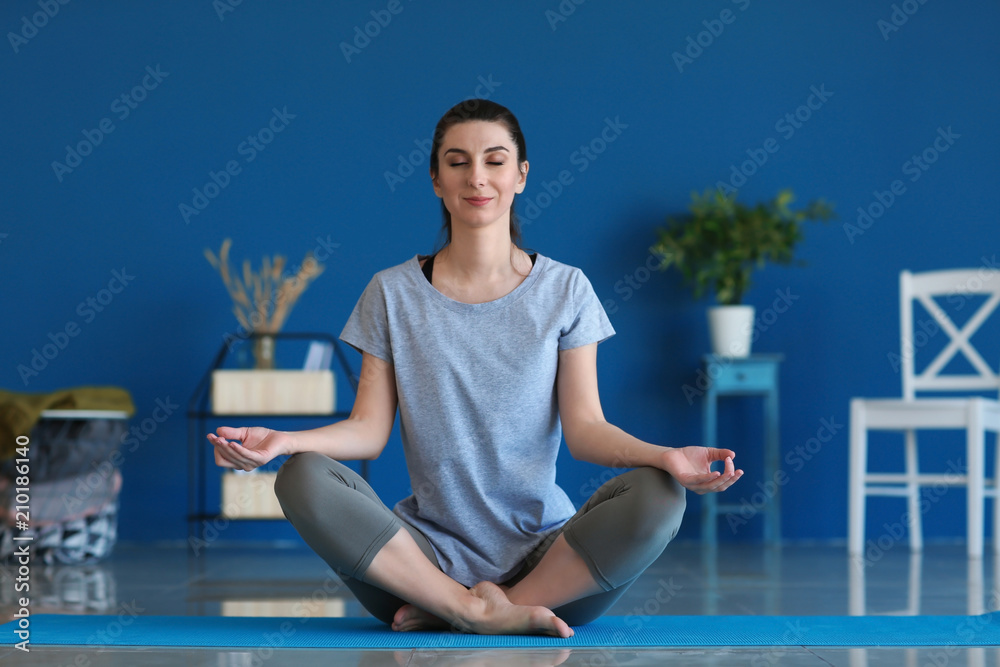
[1,540,998,665]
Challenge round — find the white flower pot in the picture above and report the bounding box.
[707,305,755,358]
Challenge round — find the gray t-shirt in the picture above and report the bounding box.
[340,253,615,586]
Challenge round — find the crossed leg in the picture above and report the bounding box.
[521,467,686,625]
[366,528,573,637]
[387,467,686,630]
[274,452,574,637]
[275,454,684,636]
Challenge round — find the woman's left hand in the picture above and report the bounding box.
[659,446,743,495]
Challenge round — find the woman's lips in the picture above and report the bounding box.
[465,197,492,206]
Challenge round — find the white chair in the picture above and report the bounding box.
[849,268,1000,559]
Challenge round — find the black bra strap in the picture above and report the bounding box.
[421,252,536,283]
[421,254,435,282]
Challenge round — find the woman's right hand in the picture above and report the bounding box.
[207,426,290,471]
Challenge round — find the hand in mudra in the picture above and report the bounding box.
[660,446,743,495]
[207,426,287,471]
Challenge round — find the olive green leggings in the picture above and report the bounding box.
[274,452,686,626]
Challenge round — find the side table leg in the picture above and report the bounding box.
[764,384,781,544]
[702,389,719,546]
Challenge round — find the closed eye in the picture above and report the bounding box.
[448,161,505,167]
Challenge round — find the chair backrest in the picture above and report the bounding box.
[900,267,1000,399]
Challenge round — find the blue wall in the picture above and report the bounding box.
[1,1,997,546]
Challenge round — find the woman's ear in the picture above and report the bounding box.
[430,169,442,198]
[515,160,529,193]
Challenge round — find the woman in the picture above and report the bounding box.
[208,99,743,638]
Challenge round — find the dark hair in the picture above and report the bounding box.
[429,99,528,249]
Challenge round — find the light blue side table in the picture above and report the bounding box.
[700,353,783,546]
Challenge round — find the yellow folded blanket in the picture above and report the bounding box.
[0,386,135,461]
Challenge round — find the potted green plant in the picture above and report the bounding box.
[651,188,834,357]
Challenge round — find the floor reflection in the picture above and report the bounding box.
[2,542,1000,665]
[0,563,116,616]
[848,549,1000,616]
[845,550,1000,667]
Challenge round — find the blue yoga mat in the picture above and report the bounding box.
[3,613,1000,649]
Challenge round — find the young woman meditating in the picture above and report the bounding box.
[207,99,743,638]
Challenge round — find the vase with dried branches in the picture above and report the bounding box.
[204,238,325,369]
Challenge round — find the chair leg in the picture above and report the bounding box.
[849,399,868,558]
[907,551,922,615]
[967,399,985,559]
[904,429,922,553]
[968,555,985,615]
[848,553,865,615]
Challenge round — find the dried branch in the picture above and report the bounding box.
[204,238,326,335]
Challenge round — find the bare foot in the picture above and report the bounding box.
[391,582,573,638]
[462,581,574,638]
[392,603,449,632]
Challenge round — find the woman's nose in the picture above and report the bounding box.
[467,164,486,187]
